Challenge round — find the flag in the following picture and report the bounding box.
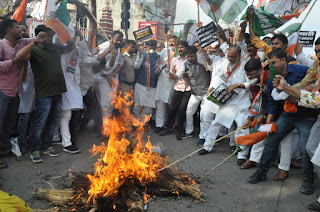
[235,123,277,146]
[243,0,310,36]
[12,0,28,23]
[46,0,75,45]
[196,0,247,24]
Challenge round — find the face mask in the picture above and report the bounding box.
[169,47,175,52]
[257,51,266,61]
[149,49,155,54]
[248,78,258,85]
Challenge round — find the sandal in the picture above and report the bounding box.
[0,161,8,169]
[273,169,288,181]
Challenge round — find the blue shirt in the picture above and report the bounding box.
[267,64,310,116]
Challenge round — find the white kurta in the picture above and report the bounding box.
[79,55,100,96]
[210,58,251,129]
[18,62,35,114]
[95,41,121,109]
[60,40,89,111]
[155,48,176,103]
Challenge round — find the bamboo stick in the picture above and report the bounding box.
[156,128,243,172]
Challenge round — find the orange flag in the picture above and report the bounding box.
[283,100,298,113]
[12,0,28,23]
[235,123,277,146]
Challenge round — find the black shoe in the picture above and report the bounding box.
[198,149,209,155]
[237,159,246,166]
[230,146,236,154]
[52,140,62,145]
[63,145,81,154]
[154,127,163,134]
[247,170,267,184]
[176,133,182,140]
[197,139,205,146]
[159,128,173,136]
[182,133,192,139]
[307,201,320,211]
[300,180,314,195]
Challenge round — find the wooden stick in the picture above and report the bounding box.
[200,150,238,181]
[85,5,109,41]
[156,128,243,172]
[197,2,200,25]
[105,179,126,197]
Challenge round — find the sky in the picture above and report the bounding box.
[174,0,212,32]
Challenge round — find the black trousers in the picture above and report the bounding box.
[165,90,191,134]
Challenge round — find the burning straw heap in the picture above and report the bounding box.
[33,90,204,211]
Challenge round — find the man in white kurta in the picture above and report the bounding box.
[58,31,89,153]
[94,31,123,118]
[198,45,251,163]
[154,35,177,131]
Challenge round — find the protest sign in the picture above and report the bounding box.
[207,82,238,106]
[196,22,218,48]
[133,25,154,43]
[299,31,316,47]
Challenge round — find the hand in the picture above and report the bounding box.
[242,118,251,129]
[295,42,303,56]
[273,75,287,91]
[167,30,173,38]
[303,85,314,92]
[206,87,214,96]
[167,72,175,79]
[287,96,298,104]
[226,84,238,93]
[74,28,84,40]
[256,115,265,124]
[34,31,46,44]
[110,45,118,58]
[137,44,143,56]
[240,20,247,30]
[171,65,177,74]
[155,67,161,75]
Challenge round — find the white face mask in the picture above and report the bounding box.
[169,47,175,52]
[149,49,155,54]
[248,78,259,85]
[257,51,266,61]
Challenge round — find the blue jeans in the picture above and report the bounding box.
[18,112,32,154]
[258,113,316,181]
[0,90,19,151]
[30,95,62,152]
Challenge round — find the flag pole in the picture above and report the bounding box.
[85,5,110,41]
[301,0,317,25]
[200,147,241,181]
[197,2,209,71]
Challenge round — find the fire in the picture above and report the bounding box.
[86,89,168,201]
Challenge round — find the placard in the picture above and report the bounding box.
[299,31,316,47]
[133,25,154,43]
[207,82,238,106]
[196,22,218,48]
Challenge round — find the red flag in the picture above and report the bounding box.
[12,0,28,23]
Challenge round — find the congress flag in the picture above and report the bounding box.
[12,0,28,23]
[46,0,75,45]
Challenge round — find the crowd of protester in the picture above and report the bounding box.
[1,7,320,210]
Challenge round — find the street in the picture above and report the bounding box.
[0,126,318,212]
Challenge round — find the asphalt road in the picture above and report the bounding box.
[0,126,318,212]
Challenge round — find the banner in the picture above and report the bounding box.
[299,31,317,47]
[138,22,166,42]
[133,26,154,43]
[196,22,218,48]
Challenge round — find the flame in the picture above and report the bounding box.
[86,88,168,201]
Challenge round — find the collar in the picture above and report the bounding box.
[123,51,131,57]
[3,38,15,47]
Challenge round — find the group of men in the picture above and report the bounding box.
[1,9,320,210]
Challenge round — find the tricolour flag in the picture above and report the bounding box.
[235,123,277,146]
[196,0,247,24]
[46,0,74,45]
[12,0,28,23]
[244,1,310,36]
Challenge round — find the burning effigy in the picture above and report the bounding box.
[33,90,204,211]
